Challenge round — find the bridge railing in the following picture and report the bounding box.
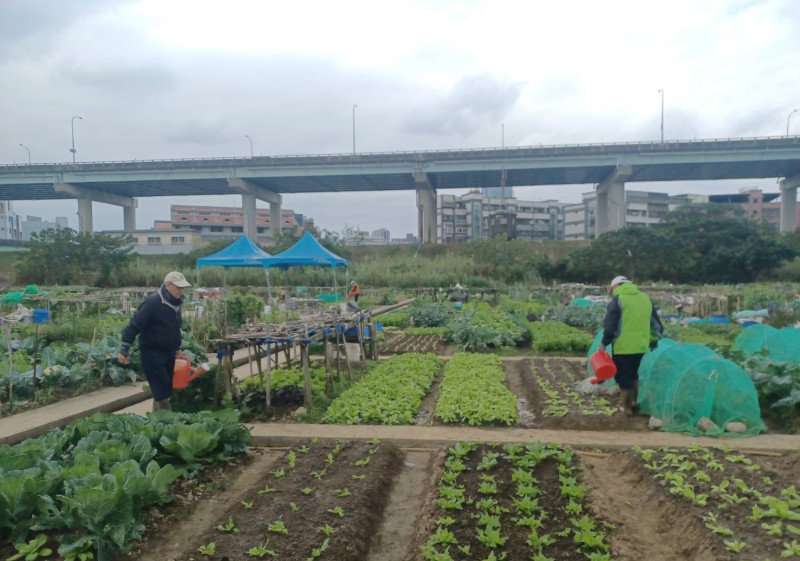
[1,135,798,172]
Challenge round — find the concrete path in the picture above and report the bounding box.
[0,384,149,445]
[248,423,800,452]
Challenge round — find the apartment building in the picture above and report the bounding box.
[562,190,671,240]
[438,191,565,243]
[154,204,303,244]
[0,201,22,241]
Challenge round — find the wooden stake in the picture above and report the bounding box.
[576,451,610,459]
[738,450,783,457]
[301,339,313,408]
[5,324,13,407]
[356,316,367,367]
[265,341,272,407]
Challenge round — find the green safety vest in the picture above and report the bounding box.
[612,283,653,354]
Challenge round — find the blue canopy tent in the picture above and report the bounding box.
[261,232,349,298]
[196,236,273,290]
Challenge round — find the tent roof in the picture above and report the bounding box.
[197,236,272,268]
[262,232,348,269]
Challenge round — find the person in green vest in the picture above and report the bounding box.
[599,276,663,416]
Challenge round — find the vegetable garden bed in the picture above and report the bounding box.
[527,358,649,432]
[382,334,446,355]
[174,439,402,561]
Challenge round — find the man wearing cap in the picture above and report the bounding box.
[599,276,662,416]
[117,271,191,411]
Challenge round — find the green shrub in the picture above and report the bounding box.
[410,302,453,327]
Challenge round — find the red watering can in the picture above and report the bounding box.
[589,349,616,385]
[173,353,210,389]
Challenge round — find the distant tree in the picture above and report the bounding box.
[564,203,795,284]
[15,228,133,286]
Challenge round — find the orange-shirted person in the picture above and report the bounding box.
[348,280,361,303]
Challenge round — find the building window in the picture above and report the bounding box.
[210,227,223,232]
[147,237,161,244]
[171,236,185,243]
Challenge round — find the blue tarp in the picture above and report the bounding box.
[262,232,348,269]
[197,236,272,268]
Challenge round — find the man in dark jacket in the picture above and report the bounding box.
[117,271,191,411]
[599,276,663,416]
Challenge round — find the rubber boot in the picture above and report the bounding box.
[153,398,172,412]
[618,390,633,416]
[632,381,640,413]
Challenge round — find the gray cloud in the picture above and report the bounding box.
[401,74,523,137]
[57,62,176,95]
[0,0,129,60]
[162,121,229,145]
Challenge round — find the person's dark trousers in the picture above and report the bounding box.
[140,347,176,402]
[354,294,359,303]
[613,353,644,390]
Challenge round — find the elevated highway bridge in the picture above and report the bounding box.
[1,136,799,241]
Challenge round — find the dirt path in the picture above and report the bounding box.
[132,448,284,561]
[366,450,435,561]
[416,370,443,425]
[580,452,730,561]
[503,357,537,427]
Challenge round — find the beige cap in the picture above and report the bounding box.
[610,275,631,287]
[164,271,191,288]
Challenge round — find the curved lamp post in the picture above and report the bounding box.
[658,89,664,142]
[352,104,358,154]
[245,134,253,158]
[70,115,83,163]
[19,144,31,164]
[788,109,798,137]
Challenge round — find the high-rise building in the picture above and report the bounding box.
[562,190,670,240]
[22,215,69,241]
[438,191,564,243]
[0,201,21,241]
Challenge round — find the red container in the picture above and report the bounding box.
[589,349,617,385]
[173,353,210,389]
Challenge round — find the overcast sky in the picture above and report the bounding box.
[2,0,799,236]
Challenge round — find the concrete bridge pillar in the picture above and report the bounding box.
[242,193,258,241]
[77,198,93,233]
[780,175,800,233]
[415,172,437,243]
[123,205,136,233]
[270,199,282,240]
[228,178,282,242]
[54,183,137,234]
[594,166,632,238]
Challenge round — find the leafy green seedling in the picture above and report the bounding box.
[287,450,297,468]
[258,484,277,495]
[8,535,53,561]
[271,468,286,478]
[723,540,747,553]
[762,520,783,536]
[268,519,289,535]
[217,516,239,533]
[325,453,335,465]
[305,538,330,560]
[248,540,277,558]
[242,500,255,509]
[289,502,299,511]
[335,488,352,497]
[352,473,366,480]
[784,540,800,556]
[297,445,310,454]
[317,524,337,536]
[368,437,380,445]
[312,469,327,479]
[198,542,216,556]
[328,506,345,517]
[355,457,371,467]
[61,539,95,561]
[302,487,315,495]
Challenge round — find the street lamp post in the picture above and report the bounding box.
[19,144,31,164]
[70,115,83,164]
[352,104,358,155]
[788,109,798,137]
[658,89,664,142]
[245,135,253,158]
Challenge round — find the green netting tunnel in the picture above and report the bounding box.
[734,325,800,363]
[638,339,765,437]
